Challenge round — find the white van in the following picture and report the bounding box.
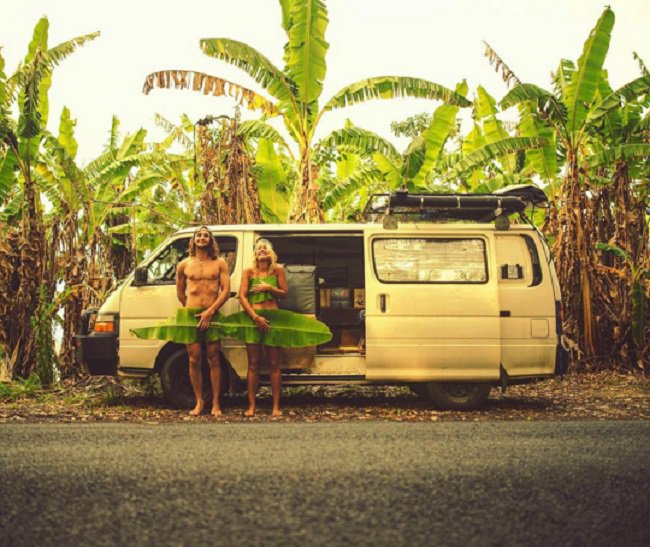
[76,188,567,410]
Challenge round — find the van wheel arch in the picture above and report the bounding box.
[155,343,233,409]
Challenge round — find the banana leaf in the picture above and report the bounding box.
[256,138,290,223]
[130,308,225,344]
[565,7,615,134]
[283,0,329,106]
[220,310,332,347]
[247,277,278,305]
[411,80,467,187]
[322,76,471,119]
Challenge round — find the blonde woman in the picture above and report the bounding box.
[238,239,287,416]
[224,239,331,417]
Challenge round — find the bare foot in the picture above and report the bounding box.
[271,408,283,417]
[211,406,222,417]
[189,401,204,416]
[244,406,256,417]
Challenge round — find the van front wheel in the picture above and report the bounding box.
[425,382,491,410]
[159,348,227,409]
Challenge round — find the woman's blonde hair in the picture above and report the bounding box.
[252,238,278,271]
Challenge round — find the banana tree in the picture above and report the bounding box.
[0,17,99,379]
[596,243,649,366]
[585,70,650,367]
[35,110,188,375]
[499,6,650,363]
[142,0,470,223]
[316,81,548,217]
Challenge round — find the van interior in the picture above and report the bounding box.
[264,233,365,355]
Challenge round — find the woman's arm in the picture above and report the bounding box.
[272,265,289,298]
[239,268,270,331]
[249,265,288,298]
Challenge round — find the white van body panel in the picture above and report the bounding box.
[364,225,501,381]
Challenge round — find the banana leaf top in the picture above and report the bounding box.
[248,275,279,304]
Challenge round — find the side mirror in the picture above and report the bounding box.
[132,266,148,286]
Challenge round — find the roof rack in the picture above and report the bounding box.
[363,184,547,227]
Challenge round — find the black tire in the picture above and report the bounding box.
[424,382,491,410]
[159,348,228,409]
[409,383,429,399]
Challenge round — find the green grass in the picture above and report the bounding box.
[0,374,42,402]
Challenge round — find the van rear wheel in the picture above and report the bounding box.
[409,383,429,399]
[424,382,491,410]
[159,348,227,409]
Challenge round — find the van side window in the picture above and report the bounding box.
[146,237,189,284]
[523,235,543,287]
[144,236,237,285]
[373,238,487,283]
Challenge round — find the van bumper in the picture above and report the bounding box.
[74,309,119,376]
[554,343,569,376]
[75,333,118,375]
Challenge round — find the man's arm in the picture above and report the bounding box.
[205,257,231,315]
[196,258,233,330]
[176,260,187,306]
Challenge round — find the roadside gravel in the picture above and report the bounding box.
[1,371,648,423]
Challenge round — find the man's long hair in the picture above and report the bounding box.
[189,226,219,259]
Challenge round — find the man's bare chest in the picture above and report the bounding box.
[185,259,220,281]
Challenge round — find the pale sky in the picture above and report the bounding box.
[1,0,649,164]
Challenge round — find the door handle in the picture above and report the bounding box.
[379,294,387,313]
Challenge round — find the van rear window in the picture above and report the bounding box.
[372,238,487,283]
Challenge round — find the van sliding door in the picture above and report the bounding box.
[364,228,501,381]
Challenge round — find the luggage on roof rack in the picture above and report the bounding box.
[363,184,547,223]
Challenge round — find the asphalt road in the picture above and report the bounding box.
[1,422,648,547]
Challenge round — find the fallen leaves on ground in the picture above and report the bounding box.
[0,371,648,423]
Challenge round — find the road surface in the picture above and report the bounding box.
[1,422,648,546]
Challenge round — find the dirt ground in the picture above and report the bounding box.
[1,371,648,423]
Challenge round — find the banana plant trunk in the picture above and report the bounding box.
[290,151,323,224]
[553,149,597,363]
[12,144,47,378]
[198,120,261,225]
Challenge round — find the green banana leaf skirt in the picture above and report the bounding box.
[220,309,332,347]
[130,307,225,344]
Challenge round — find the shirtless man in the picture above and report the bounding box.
[176,226,230,416]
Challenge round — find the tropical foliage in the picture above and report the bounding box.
[0,5,648,384]
[142,0,470,223]
[496,7,649,366]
